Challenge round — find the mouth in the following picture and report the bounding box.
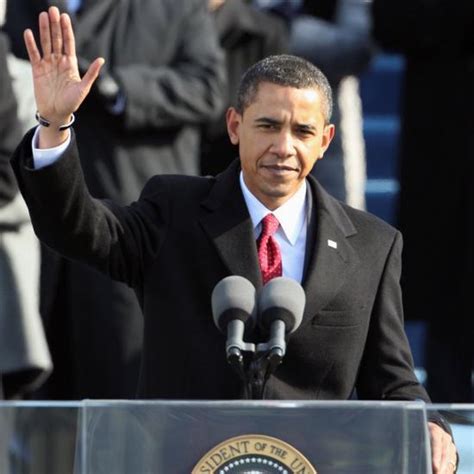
[261,164,299,175]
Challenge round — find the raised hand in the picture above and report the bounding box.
[23,6,104,147]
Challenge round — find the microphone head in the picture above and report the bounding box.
[211,276,257,333]
[258,277,305,334]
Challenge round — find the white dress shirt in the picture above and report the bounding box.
[239,172,308,283]
[31,130,309,283]
[31,127,71,168]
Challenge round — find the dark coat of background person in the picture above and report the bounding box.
[200,0,288,176]
[252,0,373,205]
[297,0,372,84]
[0,32,19,211]
[0,31,20,399]
[4,0,226,399]
[298,0,372,205]
[372,0,474,402]
[11,130,430,404]
[0,22,52,402]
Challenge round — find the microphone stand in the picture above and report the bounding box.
[244,320,287,399]
[225,320,256,399]
[245,347,285,399]
[228,348,282,399]
[224,322,288,400]
[247,357,266,399]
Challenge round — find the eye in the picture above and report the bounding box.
[258,123,278,130]
[296,127,315,138]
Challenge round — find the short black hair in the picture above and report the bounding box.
[236,54,333,123]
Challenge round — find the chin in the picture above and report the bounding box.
[262,186,292,200]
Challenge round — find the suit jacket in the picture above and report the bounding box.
[12,130,429,402]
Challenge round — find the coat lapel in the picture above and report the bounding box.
[199,165,360,306]
[301,177,360,323]
[199,161,262,289]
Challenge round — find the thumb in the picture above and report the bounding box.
[80,57,105,93]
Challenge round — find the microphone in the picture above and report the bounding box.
[211,276,257,361]
[256,277,305,359]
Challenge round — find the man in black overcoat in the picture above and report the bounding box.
[11,7,457,472]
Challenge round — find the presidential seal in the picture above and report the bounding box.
[192,434,317,474]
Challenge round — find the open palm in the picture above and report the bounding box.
[24,7,103,125]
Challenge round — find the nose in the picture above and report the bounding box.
[269,131,296,158]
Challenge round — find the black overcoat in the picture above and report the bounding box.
[12,130,429,402]
[372,0,474,325]
[373,0,474,401]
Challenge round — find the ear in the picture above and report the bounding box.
[320,124,336,158]
[226,107,242,145]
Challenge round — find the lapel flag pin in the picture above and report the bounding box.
[328,239,338,249]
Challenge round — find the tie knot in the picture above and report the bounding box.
[261,214,280,237]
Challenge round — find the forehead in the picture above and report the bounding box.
[245,82,325,121]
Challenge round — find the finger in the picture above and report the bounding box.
[446,442,457,473]
[60,13,76,57]
[39,11,52,58]
[430,426,443,473]
[80,58,105,93]
[49,6,63,55]
[437,435,449,473]
[23,29,41,65]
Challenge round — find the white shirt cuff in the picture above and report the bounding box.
[31,126,72,169]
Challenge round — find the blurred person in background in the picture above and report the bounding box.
[201,0,288,176]
[3,0,226,399]
[0,0,51,401]
[253,0,373,208]
[372,0,474,402]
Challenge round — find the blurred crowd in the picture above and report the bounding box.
[0,0,472,403]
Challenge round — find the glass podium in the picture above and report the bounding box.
[0,401,472,473]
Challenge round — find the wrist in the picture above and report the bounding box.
[35,111,75,131]
[35,111,75,149]
[38,126,70,150]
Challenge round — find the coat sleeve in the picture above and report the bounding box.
[355,231,430,401]
[10,129,166,288]
[113,0,227,130]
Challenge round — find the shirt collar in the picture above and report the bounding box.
[239,172,307,245]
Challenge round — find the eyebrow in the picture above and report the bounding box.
[254,117,282,126]
[254,117,317,132]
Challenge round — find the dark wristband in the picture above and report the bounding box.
[35,112,76,131]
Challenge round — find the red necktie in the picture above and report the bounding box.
[257,214,282,285]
